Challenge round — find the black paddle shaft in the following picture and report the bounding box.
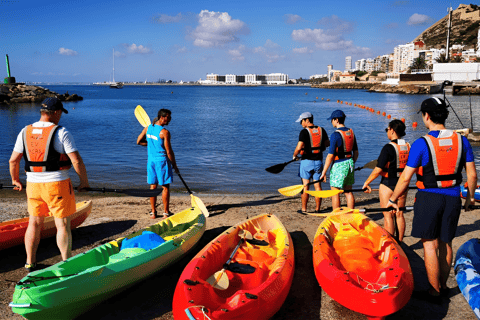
[177,172,193,194]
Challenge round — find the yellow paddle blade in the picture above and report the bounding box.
[307,207,359,217]
[278,184,304,197]
[206,270,229,290]
[306,190,344,198]
[191,194,209,217]
[134,105,151,127]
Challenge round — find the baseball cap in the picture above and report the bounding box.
[327,109,346,120]
[41,97,68,114]
[417,97,447,114]
[295,112,313,122]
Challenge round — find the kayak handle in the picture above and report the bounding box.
[185,308,197,320]
[9,303,31,308]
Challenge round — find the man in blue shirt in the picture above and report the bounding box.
[387,97,477,302]
[320,110,359,209]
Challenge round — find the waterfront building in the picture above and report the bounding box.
[433,63,480,81]
[206,73,219,83]
[245,74,266,84]
[393,43,415,74]
[266,73,289,84]
[327,65,333,82]
[339,74,356,83]
[345,56,352,72]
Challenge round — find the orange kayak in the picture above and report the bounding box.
[173,213,294,320]
[313,208,413,320]
[0,200,92,250]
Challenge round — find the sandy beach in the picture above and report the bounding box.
[0,189,479,320]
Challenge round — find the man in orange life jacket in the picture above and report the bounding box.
[387,97,477,303]
[9,97,90,272]
[320,109,359,209]
[293,112,330,213]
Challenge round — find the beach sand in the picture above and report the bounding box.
[0,189,478,320]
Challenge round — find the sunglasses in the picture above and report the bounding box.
[385,128,390,132]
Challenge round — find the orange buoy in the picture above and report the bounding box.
[327,99,330,101]
[322,98,324,100]
[387,115,391,119]
[413,122,418,128]
[316,97,319,99]
[401,118,405,123]
[382,112,386,116]
[377,111,380,115]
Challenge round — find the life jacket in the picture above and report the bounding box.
[416,130,463,189]
[23,124,72,172]
[380,139,410,178]
[334,128,354,161]
[305,126,323,155]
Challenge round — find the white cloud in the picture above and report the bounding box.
[228,45,246,61]
[122,43,153,54]
[407,13,432,26]
[284,14,302,25]
[58,48,77,56]
[253,40,285,63]
[293,47,313,54]
[317,15,355,34]
[190,10,250,48]
[152,13,183,24]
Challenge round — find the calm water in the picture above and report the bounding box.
[1,85,480,194]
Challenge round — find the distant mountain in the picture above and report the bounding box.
[413,4,480,49]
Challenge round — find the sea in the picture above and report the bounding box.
[1,85,480,194]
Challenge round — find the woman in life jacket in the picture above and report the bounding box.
[362,120,410,242]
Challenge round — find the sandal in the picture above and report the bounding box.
[163,212,174,218]
[25,263,37,273]
[149,211,157,219]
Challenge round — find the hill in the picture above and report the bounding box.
[413,4,480,49]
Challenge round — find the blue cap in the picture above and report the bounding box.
[41,97,68,114]
[327,109,345,120]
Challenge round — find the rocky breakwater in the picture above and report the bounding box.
[312,82,377,90]
[0,83,83,104]
[368,84,431,94]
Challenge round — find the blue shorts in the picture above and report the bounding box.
[412,191,462,243]
[147,158,173,186]
[299,159,323,181]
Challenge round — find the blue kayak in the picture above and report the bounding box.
[454,238,480,319]
[460,185,480,201]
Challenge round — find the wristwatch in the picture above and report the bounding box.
[388,199,397,205]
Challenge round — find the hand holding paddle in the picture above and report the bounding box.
[207,230,253,290]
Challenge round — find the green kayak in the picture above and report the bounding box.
[10,200,206,320]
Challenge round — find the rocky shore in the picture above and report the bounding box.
[0,83,83,104]
[312,82,437,94]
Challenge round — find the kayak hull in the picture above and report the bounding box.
[313,208,413,319]
[0,200,93,250]
[10,200,206,320]
[173,213,294,320]
[454,238,480,319]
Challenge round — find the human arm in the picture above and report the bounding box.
[293,141,304,160]
[320,153,335,182]
[465,161,478,211]
[352,136,359,162]
[67,151,90,191]
[362,167,383,193]
[161,129,179,173]
[136,127,148,146]
[9,151,23,191]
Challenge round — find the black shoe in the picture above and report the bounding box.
[24,263,37,273]
[297,209,308,215]
[412,290,442,305]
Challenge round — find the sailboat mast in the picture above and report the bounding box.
[112,48,115,83]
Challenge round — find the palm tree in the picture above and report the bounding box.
[408,57,428,73]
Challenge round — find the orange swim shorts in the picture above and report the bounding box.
[26,179,76,218]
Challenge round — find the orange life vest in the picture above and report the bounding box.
[334,128,354,161]
[416,130,463,189]
[380,139,410,178]
[306,126,323,154]
[23,124,72,172]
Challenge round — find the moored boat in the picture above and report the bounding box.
[9,199,206,320]
[173,213,294,320]
[0,200,93,251]
[313,207,413,320]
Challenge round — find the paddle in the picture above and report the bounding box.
[309,206,415,217]
[265,158,297,174]
[206,230,253,290]
[135,105,151,127]
[278,160,378,197]
[0,184,162,198]
[176,173,209,218]
[306,186,418,198]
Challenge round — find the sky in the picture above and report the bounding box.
[0,0,471,83]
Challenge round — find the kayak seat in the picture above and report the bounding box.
[108,247,147,263]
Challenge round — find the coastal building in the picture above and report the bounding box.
[433,62,480,81]
[245,74,266,84]
[345,56,352,72]
[393,43,415,74]
[309,74,327,79]
[339,74,356,83]
[327,65,333,82]
[266,73,289,84]
[199,73,286,85]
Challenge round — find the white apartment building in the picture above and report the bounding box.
[225,74,237,84]
[266,73,289,84]
[365,59,375,72]
[393,43,414,74]
[345,56,352,72]
[310,74,327,79]
[206,73,219,83]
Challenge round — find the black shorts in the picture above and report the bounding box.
[412,191,462,243]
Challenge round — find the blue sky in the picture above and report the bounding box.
[0,0,469,83]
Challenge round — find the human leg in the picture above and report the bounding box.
[313,181,322,211]
[343,159,355,209]
[25,216,44,265]
[149,184,158,217]
[396,191,407,242]
[162,184,170,214]
[343,185,355,209]
[301,178,310,212]
[422,238,441,294]
[54,216,72,260]
[379,184,395,236]
[147,160,160,216]
[438,240,453,289]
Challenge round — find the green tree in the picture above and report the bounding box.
[435,53,449,63]
[408,57,428,72]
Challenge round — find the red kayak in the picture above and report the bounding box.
[0,200,92,250]
[173,213,294,320]
[313,208,413,320]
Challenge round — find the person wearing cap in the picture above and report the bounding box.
[9,97,90,272]
[387,97,477,302]
[362,120,410,242]
[137,108,179,218]
[293,112,330,213]
[320,109,359,209]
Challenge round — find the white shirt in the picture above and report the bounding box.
[14,121,78,183]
